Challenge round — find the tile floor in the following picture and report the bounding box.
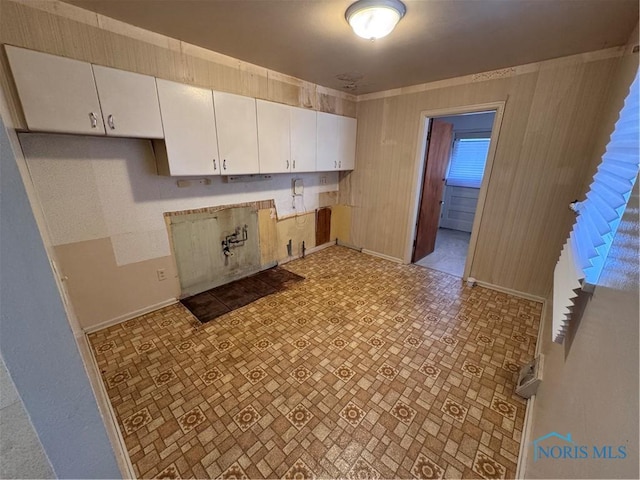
[415,229,472,277]
[89,246,541,479]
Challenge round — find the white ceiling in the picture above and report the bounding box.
[64,0,638,94]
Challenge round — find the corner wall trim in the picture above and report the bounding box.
[516,395,536,479]
[515,298,547,479]
[474,280,545,303]
[83,298,178,334]
[78,335,136,479]
[336,239,363,252]
[361,249,404,264]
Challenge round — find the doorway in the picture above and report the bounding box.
[412,110,497,277]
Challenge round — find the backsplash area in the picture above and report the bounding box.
[167,205,262,297]
[20,133,338,329]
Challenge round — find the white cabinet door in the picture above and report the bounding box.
[290,107,317,172]
[316,112,338,171]
[337,116,357,170]
[257,100,290,173]
[155,79,219,176]
[5,45,105,135]
[213,91,259,175]
[92,65,164,139]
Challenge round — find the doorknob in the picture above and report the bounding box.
[439,201,444,205]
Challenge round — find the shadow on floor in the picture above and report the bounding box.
[181,267,304,323]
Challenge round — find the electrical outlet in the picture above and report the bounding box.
[157,269,167,281]
[319,176,327,185]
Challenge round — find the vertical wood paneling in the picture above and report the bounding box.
[0,0,356,129]
[343,58,619,297]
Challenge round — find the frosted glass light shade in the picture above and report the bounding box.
[345,0,406,40]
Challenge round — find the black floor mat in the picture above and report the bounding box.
[181,266,304,324]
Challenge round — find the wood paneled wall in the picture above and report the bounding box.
[0,0,356,130]
[341,52,625,297]
[0,0,631,300]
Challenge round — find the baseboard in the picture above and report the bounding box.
[83,298,178,334]
[336,239,363,251]
[516,394,536,479]
[277,241,335,266]
[77,334,136,479]
[361,248,404,264]
[474,280,545,303]
[515,298,547,479]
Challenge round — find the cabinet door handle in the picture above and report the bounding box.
[213,159,217,170]
[286,160,290,170]
[293,160,296,170]
[334,160,337,169]
[89,112,97,128]
[223,159,227,170]
[107,114,115,130]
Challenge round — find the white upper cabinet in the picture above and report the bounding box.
[337,115,357,171]
[213,91,259,175]
[6,45,105,135]
[155,79,219,176]
[290,107,317,172]
[257,100,290,173]
[92,65,163,139]
[6,46,354,175]
[316,112,338,171]
[317,112,356,171]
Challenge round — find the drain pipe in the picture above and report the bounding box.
[302,241,306,259]
[286,239,292,257]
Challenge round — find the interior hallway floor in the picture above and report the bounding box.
[415,228,472,277]
[89,246,541,479]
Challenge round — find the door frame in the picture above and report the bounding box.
[404,101,506,279]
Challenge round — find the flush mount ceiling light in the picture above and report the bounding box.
[345,0,406,40]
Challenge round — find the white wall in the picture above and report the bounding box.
[0,354,54,479]
[19,133,339,267]
[0,117,121,478]
[523,46,639,479]
[525,181,639,479]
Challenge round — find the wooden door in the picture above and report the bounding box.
[290,107,317,172]
[6,45,105,135]
[412,119,454,262]
[155,79,219,176]
[93,65,164,138]
[214,91,260,175]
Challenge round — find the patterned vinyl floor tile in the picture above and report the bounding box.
[88,246,540,479]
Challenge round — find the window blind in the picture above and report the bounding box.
[446,134,491,188]
[552,71,639,343]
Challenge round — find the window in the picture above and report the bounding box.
[445,132,491,188]
[552,71,639,343]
